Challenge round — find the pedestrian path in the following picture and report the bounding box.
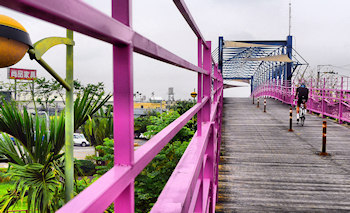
[216,97,350,212]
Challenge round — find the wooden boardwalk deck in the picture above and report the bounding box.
[216,97,350,212]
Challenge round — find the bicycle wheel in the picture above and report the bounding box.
[301,116,305,126]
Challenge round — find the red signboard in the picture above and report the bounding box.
[7,68,37,80]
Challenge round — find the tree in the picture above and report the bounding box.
[34,78,106,109]
[0,80,35,106]
[169,100,195,115]
[74,81,105,97]
[144,111,194,143]
[0,88,111,212]
[34,77,60,112]
[134,110,158,138]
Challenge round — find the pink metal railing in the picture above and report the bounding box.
[253,78,350,123]
[0,0,223,212]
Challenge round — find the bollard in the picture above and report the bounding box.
[320,120,328,155]
[264,98,266,113]
[288,107,293,132]
[257,97,260,108]
[252,95,254,104]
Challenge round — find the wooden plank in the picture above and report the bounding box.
[216,98,350,212]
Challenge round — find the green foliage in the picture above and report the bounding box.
[134,110,159,138]
[132,104,195,212]
[34,78,105,107]
[134,116,152,138]
[76,160,96,176]
[94,138,115,175]
[84,154,96,161]
[74,81,105,97]
[144,111,194,142]
[75,176,98,194]
[0,159,65,213]
[0,168,10,183]
[92,108,195,212]
[169,100,195,115]
[73,89,112,132]
[135,140,189,213]
[0,88,111,165]
[0,87,111,211]
[92,137,190,213]
[34,77,60,112]
[83,105,113,147]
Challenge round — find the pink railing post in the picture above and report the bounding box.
[203,41,214,212]
[112,0,134,212]
[214,65,218,105]
[310,78,313,112]
[195,38,203,212]
[339,77,343,124]
[197,38,203,136]
[213,64,220,205]
[202,41,211,122]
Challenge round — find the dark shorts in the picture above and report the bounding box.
[297,96,308,107]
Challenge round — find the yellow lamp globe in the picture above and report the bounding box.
[0,15,32,68]
[191,91,197,98]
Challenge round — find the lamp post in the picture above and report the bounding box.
[0,15,75,202]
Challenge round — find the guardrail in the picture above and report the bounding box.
[0,0,223,212]
[253,78,350,123]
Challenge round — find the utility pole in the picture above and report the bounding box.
[317,65,332,88]
[289,2,292,35]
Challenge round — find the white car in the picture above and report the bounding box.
[73,133,90,147]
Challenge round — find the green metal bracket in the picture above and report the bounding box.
[31,37,75,60]
[27,37,74,91]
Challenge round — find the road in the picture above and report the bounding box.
[0,139,148,168]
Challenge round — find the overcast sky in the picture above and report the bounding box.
[1,0,350,99]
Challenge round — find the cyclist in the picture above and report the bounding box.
[295,83,309,122]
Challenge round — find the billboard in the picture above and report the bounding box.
[7,68,36,80]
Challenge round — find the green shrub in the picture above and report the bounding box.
[135,140,189,213]
[84,154,96,162]
[0,168,10,183]
[76,160,96,176]
[94,138,114,175]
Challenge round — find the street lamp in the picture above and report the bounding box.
[0,14,75,201]
[191,89,197,102]
[0,14,32,68]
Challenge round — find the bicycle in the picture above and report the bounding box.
[297,98,307,126]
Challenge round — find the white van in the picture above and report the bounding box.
[73,133,90,147]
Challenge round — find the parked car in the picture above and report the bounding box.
[73,133,90,147]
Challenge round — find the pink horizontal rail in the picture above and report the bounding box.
[57,97,209,212]
[151,123,212,212]
[133,33,208,75]
[173,0,209,49]
[253,78,350,124]
[0,0,208,75]
[152,83,223,212]
[0,0,133,45]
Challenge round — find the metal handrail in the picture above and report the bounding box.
[253,78,350,123]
